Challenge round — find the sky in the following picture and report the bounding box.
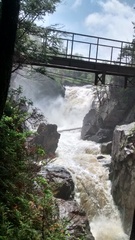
[42,0,135,42]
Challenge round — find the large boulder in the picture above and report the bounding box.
[57,199,95,240]
[81,98,117,143]
[28,122,60,157]
[41,166,74,200]
[110,122,135,235]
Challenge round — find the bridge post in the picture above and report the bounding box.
[71,33,74,59]
[95,72,106,85]
[124,76,128,88]
[96,38,99,62]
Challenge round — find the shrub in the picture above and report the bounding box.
[0,88,68,240]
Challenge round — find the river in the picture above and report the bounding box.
[38,85,128,240]
[12,72,128,239]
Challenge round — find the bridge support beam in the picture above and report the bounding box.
[124,76,135,88]
[95,72,106,85]
[124,76,128,88]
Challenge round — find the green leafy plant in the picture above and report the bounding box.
[0,88,68,239]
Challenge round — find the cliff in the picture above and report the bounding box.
[110,122,135,235]
[81,83,135,143]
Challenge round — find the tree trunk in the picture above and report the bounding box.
[0,0,20,119]
[130,210,135,240]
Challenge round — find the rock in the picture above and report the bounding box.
[41,166,95,239]
[110,122,135,235]
[97,155,105,160]
[81,85,135,143]
[81,109,100,140]
[32,123,60,156]
[100,141,112,154]
[56,199,95,240]
[81,106,114,143]
[41,166,74,200]
[88,128,113,143]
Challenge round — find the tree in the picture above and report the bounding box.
[118,40,135,65]
[118,21,135,65]
[0,0,61,119]
[0,88,68,239]
[14,0,61,66]
[130,210,135,240]
[0,0,20,119]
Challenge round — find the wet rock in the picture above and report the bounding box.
[56,199,95,240]
[110,122,135,235]
[41,166,94,239]
[88,128,113,143]
[41,166,74,200]
[100,141,112,155]
[81,107,114,143]
[31,122,60,156]
[97,155,105,160]
[81,108,100,140]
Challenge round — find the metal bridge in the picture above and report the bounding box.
[27,29,135,87]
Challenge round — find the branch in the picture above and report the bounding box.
[12,62,22,73]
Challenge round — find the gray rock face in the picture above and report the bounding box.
[41,166,74,200]
[101,141,112,155]
[41,166,95,239]
[110,122,135,235]
[28,122,60,156]
[81,99,117,143]
[81,109,100,140]
[81,86,135,143]
[57,199,95,240]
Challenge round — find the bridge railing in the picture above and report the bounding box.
[42,29,135,67]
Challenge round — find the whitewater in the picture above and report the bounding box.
[37,85,128,240]
[12,72,128,239]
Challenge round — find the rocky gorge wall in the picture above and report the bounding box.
[81,82,135,237]
[110,122,135,235]
[81,84,135,143]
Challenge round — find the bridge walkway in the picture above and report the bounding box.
[26,29,135,87]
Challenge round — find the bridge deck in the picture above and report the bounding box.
[24,29,135,85]
[45,56,135,77]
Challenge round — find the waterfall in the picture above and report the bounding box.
[11,69,128,240]
[39,85,128,240]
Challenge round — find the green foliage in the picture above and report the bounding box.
[46,68,94,86]
[118,41,135,65]
[0,88,68,240]
[118,22,135,65]
[13,0,61,66]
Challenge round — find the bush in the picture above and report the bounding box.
[0,88,68,240]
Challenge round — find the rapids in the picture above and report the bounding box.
[39,86,128,240]
[12,72,128,240]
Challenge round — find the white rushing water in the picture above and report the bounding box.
[12,72,128,240]
[38,85,128,240]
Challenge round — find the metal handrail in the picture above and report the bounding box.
[46,28,132,44]
[41,29,135,67]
